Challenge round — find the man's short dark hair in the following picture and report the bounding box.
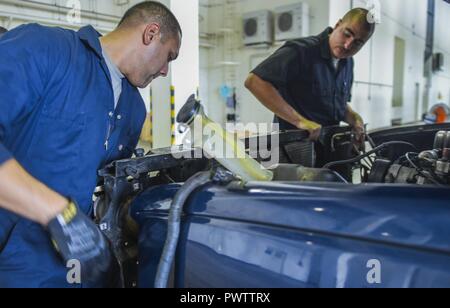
[118,1,182,42]
[0,26,7,35]
[342,8,376,37]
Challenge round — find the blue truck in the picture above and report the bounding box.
[96,118,450,288]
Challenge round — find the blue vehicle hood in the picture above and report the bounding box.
[131,182,450,255]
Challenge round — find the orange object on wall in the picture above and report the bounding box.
[431,104,450,124]
[435,106,447,123]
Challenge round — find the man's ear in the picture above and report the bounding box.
[143,23,161,46]
[334,19,343,30]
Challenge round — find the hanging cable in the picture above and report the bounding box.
[405,152,444,186]
[324,141,417,169]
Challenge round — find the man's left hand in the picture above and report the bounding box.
[351,113,365,149]
[47,199,117,287]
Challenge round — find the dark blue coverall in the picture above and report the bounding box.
[0,24,146,287]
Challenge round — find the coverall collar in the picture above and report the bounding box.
[320,27,348,69]
[320,27,334,60]
[77,25,116,94]
[77,25,104,59]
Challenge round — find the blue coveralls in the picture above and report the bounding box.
[0,24,146,287]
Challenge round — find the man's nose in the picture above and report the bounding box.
[344,38,354,50]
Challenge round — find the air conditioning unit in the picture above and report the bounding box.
[242,10,273,46]
[274,3,309,42]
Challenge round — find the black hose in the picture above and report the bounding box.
[405,153,444,186]
[154,171,212,288]
[323,141,417,169]
[366,133,377,149]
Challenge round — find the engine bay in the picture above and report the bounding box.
[94,122,450,287]
[320,126,450,186]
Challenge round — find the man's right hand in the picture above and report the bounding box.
[298,119,322,141]
[47,199,116,286]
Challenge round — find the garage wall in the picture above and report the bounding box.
[350,0,429,129]
[200,0,450,131]
[200,0,330,128]
[0,0,139,31]
[1,0,448,143]
[432,0,450,110]
[352,0,450,129]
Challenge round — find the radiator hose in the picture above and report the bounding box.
[154,171,212,288]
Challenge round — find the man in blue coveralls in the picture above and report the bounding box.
[0,1,181,287]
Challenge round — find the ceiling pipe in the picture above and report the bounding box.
[0,11,114,33]
[22,0,122,19]
[0,0,121,23]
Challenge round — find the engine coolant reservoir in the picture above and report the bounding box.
[177,94,273,182]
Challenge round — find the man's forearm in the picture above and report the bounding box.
[0,159,67,226]
[345,104,362,126]
[245,73,305,128]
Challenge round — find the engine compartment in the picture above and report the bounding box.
[94,122,450,287]
[322,127,450,186]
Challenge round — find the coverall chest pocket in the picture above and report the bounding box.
[312,81,332,100]
[29,114,85,170]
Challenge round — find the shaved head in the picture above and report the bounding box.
[329,8,376,59]
[118,1,181,43]
[342,8,376,38]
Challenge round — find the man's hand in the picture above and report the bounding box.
[298,119,322,141]
[345,105,366,149]
[351,113,365,149]
[47,199,116,286]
